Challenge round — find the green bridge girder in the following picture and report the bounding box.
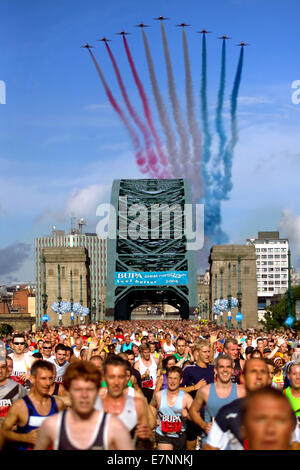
[105,179,198,320]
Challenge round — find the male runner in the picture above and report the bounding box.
[40,341,53,361]
[1,360,64,449]
[173,337,193,367]
[203,358,269,450]
[134,343,159,403]
[34,360,134,450]
[8,334,34,388]
[189,354,245,440]
[48,344,69,384]
[181,340,215,450]
[0,359,28,426]
[150,366,193,450]
[94,355,153,447]
[223,337,245,384]
[241,387,299,450]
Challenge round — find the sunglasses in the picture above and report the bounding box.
[13,342,25,345]
[43,346,51,349]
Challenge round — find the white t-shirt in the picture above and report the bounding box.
[48,357,69,382]
[73,346,88,358]
[163,343,176,355]
[8,352,32,378]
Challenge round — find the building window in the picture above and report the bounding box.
[48,269,54,276]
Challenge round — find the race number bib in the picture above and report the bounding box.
[161,416,182,434]
[141,377,153,388]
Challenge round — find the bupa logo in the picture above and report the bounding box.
[117,272,142,279]
[0,81,6,104]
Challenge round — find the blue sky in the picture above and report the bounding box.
[1,0,300,282]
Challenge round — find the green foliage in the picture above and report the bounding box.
[0,323,13,337]
[260,286,300,332]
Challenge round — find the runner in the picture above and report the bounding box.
[8,334,34,388]
[163,334,176,357]
[1,360,64,449]
[134,343,159,404]
[223,337,245,384]
[189,354,246,446]
[173,337,193,367]
[0,359,28,427]
[203,358,270,450]
[94,355,154,448]
[155,356,178,392]
[241,387,299,450]
[150,366,193,450]
[181,340,215,450]
[40,341,53,361]
[34,360,134,450]
[48,344,69,384]
[284,360,300,418]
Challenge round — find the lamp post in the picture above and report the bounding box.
[237,256,243,329]
[57,264,62,327]
[227,262,232,329]
[214,273,218,324]
[70,269,74,326]
[284,249,295,327]
[42,256,48,327]
[219,268,224,325]
[92,298,96,323]
[204,301,208,322]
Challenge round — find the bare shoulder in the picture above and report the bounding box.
[6,396,27,418]
[109,414,126,432]
[183,391,193,407]
[197,383,210,399]
[54,396,66,410]
[40,412,60,431]
[134,395,146,409]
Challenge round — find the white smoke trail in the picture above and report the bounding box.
[160,22,191,179]
[142,29,181,178]
[182,29,203,200]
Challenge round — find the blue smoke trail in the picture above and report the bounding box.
[200,35,212,175]
[212,39,227,194]
[222,47,244,198]
[200,34,219,240]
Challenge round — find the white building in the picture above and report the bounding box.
[246,232,289,314]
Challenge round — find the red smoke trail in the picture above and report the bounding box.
[105,42,161,177]
[122,36,170,176]
[87,48,150,175]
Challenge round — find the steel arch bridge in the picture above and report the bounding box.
[105,179,198,320]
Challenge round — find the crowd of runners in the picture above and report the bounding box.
[0,319,299,451]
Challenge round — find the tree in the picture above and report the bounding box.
[0,323,13,337]
[260,286,300,332]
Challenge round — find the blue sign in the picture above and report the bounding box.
[285,316,295,327]
[115,271,188,286]
[235,312,244,322]
[42,314,50,322]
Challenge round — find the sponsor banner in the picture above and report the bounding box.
[115,271,188,286]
